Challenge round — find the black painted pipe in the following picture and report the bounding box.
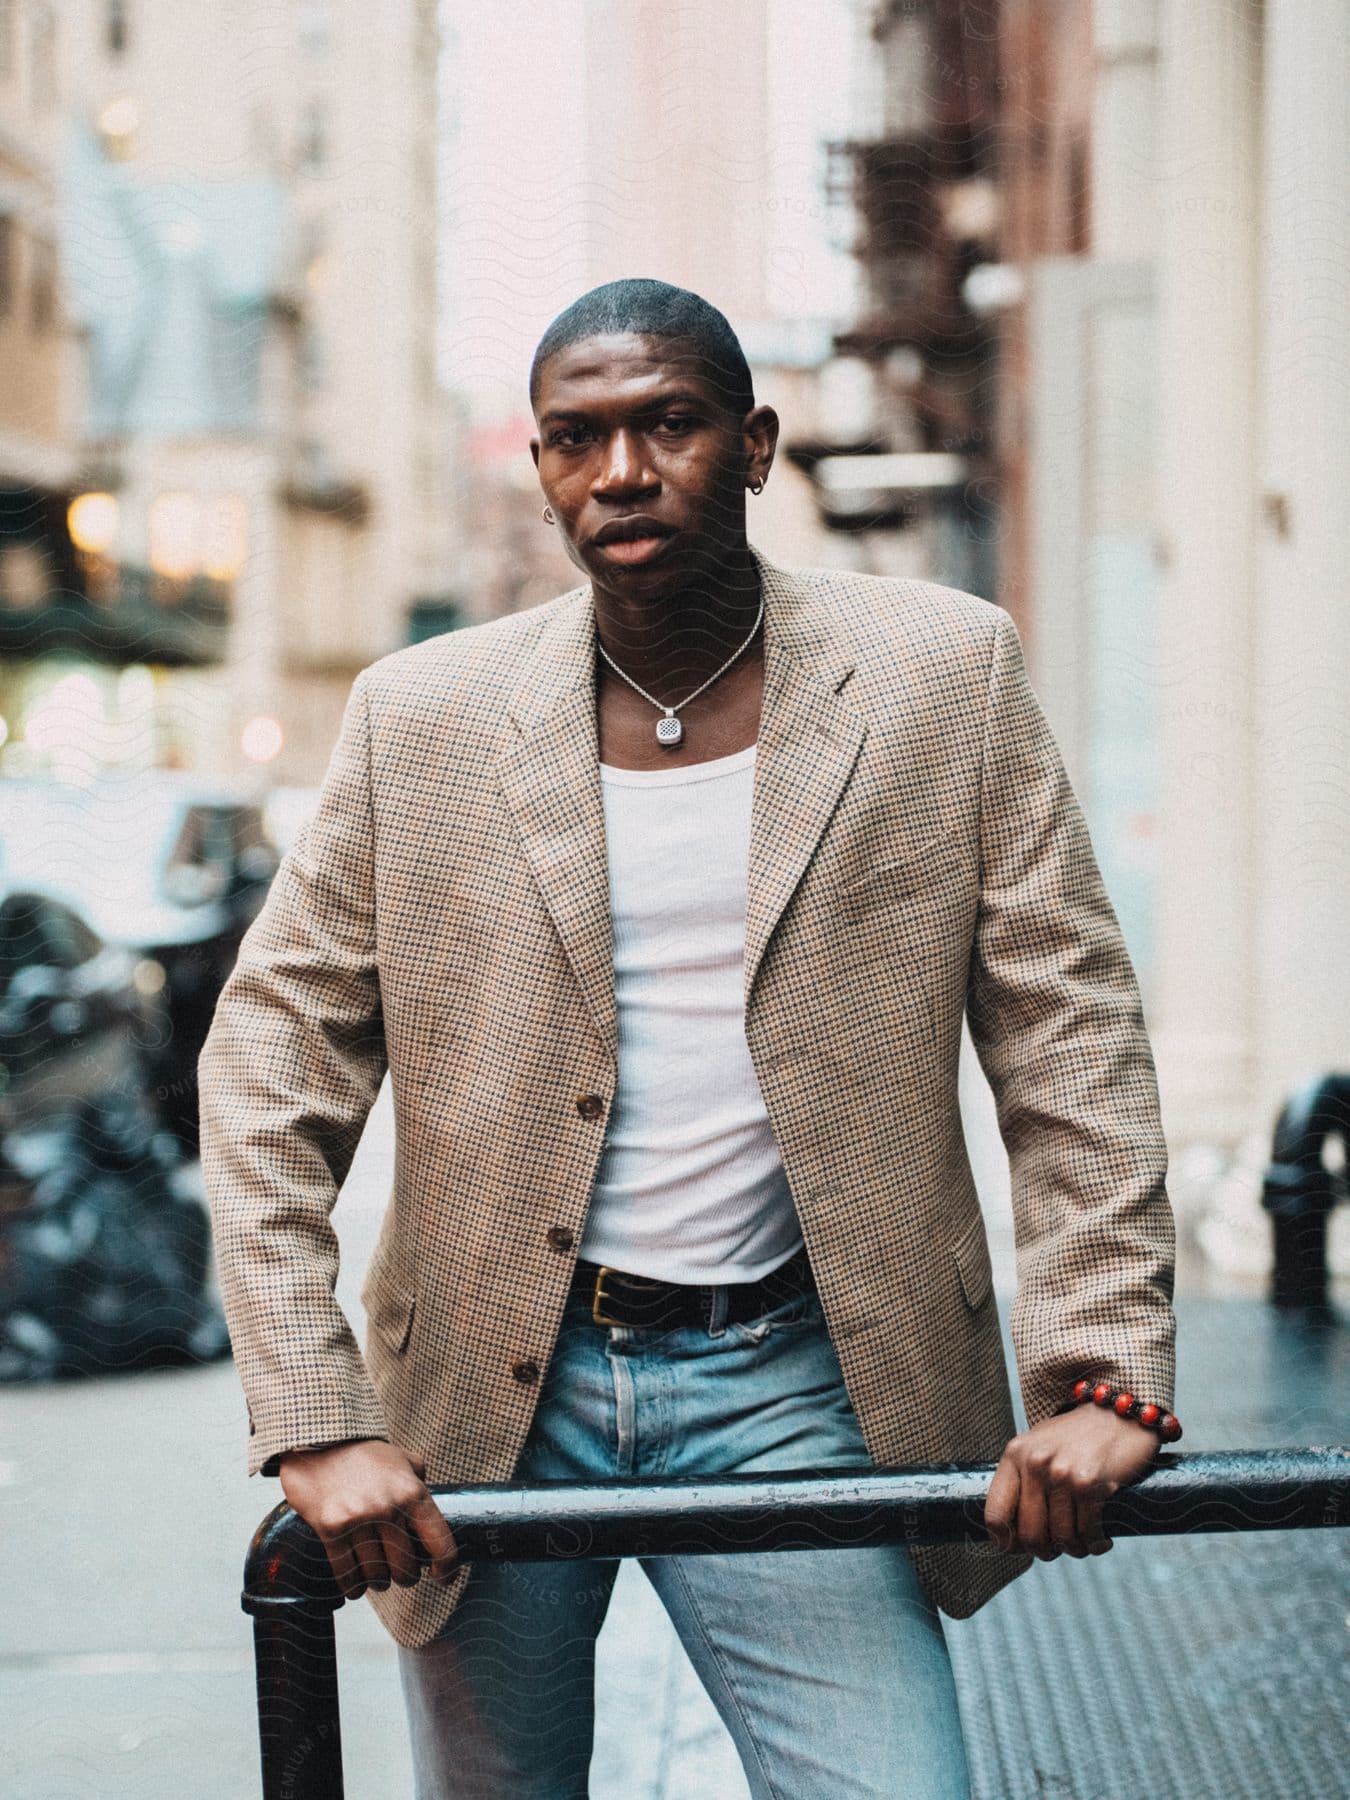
[242,1447,1349,1799]
[1260,1069,1350,1309]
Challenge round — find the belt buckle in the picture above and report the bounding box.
[591,1265,625,1327]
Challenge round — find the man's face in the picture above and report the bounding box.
[529,332,776,596]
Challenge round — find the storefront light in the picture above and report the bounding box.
[68,492,120,555]
[133,958,167,997]
[241,715,283,764]
[97,95,140,159]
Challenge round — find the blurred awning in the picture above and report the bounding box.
[812,452,970,495]
[793,449,973,532]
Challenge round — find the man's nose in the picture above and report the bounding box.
[593,429,656,494]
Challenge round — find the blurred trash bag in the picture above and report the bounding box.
[0,1084,230,1381]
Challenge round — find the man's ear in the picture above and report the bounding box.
[743,403,779,478]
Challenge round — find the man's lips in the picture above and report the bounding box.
[593,528,678,566]
[598,536,670,566]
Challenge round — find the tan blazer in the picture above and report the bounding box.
[199,544,1176,1650]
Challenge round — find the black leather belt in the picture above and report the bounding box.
[570,1243,814,1331]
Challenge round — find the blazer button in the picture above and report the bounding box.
[575,1093,606,1121]
[546,1225,574,1252]
[511,1357,540,1384]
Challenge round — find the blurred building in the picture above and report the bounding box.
[444,0,848,622]
[992,0,1162,1025]
[1145,0,1348,1152]
[834,0,1350,1167]
[808,0,1002,596]
[995,0,1350,1156]
[0,0,91,770]
[0,0,459,786]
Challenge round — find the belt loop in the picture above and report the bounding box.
[706,1282,728,1338]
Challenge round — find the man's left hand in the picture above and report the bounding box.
[983,1405,1160,1559]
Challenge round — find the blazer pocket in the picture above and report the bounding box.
[366,1279,417,1355]
[950,1213,994,1312]
[837,831,963,911]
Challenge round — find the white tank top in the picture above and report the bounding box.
[577,742,805,1283]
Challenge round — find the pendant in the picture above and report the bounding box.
[656,713,683,746]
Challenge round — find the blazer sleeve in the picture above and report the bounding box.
[199,669,391,1476]
[965,606,1177,1432]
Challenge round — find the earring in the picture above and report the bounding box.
[749,479,764,495]
[542,504,555,523]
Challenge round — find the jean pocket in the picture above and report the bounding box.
[728,1286,820,1346]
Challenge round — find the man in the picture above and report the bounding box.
[201,278,1178,1798]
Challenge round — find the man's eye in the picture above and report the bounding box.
[550,426,590,446]
[658,415,697,434]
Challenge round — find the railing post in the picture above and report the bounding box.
[242,1500,346,1800]
[1260,1071,1350,1310]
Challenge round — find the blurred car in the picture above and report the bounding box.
[0,874,228,1380]
[0,1087,229,1380]
[0,775,281,1150]
[0,884,167,1130]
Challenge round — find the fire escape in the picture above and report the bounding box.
[801,0,1002,564]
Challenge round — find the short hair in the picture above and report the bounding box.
[529,278,755,421]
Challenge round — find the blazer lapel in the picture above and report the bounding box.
[497,587,618,1056]
[741,549,864,1006]
[494,545,867,1054]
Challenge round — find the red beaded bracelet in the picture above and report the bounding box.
[1066,1377,1182,1442]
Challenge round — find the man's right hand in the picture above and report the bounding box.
[277,1438,461,1600]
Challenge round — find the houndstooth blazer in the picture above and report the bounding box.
[199,543,1176,1650]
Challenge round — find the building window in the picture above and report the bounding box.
[299,323,324,393]
[298,2,331,57]
[31,4,57,109]
[301,214,327,292]
[300,98,326,173]
[107,0,129,56]
[30,235,56,331]
[1067,133,1091,255]
[0,215,13,316]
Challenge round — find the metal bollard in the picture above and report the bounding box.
[242,1447,1349,1800]
[1260,1071,1350,1310]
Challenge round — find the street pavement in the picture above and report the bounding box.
[2,1038,1346,1798]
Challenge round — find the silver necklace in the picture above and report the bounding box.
[593,593,765,746]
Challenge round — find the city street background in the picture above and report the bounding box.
[2,0,1347,1795]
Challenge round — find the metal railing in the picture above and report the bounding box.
[242,1448,1349,1800]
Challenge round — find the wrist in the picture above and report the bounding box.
[1057,1377,1182,1443]
[279,1435,384,1468]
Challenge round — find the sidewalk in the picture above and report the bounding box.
[948,1294,1350,1800]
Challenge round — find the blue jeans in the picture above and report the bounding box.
[397,1266,973,1799]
